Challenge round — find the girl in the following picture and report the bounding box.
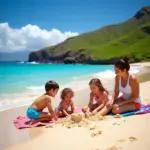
[107,57,141,114]
[82,78,111,116]
[55,88,75,117]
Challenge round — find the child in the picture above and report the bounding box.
[82,78,110,116]
[55,88,75,117]
[26,80,59,125]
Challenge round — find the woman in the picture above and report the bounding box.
[107,57,141,114]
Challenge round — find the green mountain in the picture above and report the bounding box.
[29,6,150,64]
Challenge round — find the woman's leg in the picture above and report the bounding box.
[112,103,136,114]
[112,98,138,114]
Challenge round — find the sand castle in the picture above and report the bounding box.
[71,113,83,123]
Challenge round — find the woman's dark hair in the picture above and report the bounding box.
[45,80,59,92]
[114,57,130,71]
[61,88,74,100]
[89,78,108,94]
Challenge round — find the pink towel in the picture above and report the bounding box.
[14,107,83,129]
[14,116,54,129]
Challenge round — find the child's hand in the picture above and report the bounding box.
[66,115,71,118]
[85,112,91,118]
[54,117,58,121]
[92,110,97,116]
[55,118,61,124]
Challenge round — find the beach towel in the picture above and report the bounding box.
[14,107,83,129]
[111,104,150,117]
[14,116,54,129]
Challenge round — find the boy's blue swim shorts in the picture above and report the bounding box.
[26,107,40,119]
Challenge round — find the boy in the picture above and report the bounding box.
[26,80,59,125]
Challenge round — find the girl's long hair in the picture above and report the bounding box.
[89,78,108,94]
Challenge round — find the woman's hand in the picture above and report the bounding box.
[113,102,123,109]
[113,104,119,109]
[106,100,113,108]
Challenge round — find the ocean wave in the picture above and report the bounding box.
[0,95,34,111]
[92,70,115,79]
[24,85,44,90]
[27,61,40,64]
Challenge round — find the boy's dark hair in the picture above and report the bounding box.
[114,56,130,71]
[61,88,74,100]
[45,80,59,92]
[89,78,109,94]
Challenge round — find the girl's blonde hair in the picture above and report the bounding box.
[89,78,108,94]
[61,88,74,100]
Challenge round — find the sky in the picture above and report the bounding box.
[0,0,150,54]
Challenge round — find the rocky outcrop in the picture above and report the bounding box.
[29,49,93,64]
[28,50,133,64]
[134,6,150,19]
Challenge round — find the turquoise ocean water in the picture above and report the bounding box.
[0,62,140,110]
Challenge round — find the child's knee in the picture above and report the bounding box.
[112,108,120,114]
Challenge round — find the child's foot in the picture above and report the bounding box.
[29,119,38,126]
[99,115,104,120]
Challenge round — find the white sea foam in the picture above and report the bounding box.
[26,61,40,64]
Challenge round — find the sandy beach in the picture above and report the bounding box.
[0,62,150,150]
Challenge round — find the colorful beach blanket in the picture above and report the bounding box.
[111,104,150,117]
[14,107,83,129]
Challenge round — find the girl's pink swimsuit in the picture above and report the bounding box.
[93,92,110,105]
[55,100,74,113]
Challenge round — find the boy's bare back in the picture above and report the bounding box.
[30,94,51,111]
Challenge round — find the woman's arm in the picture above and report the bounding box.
[120,75,139,105]
[111,75,120,103]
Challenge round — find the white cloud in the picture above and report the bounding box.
[0,22,79,52]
